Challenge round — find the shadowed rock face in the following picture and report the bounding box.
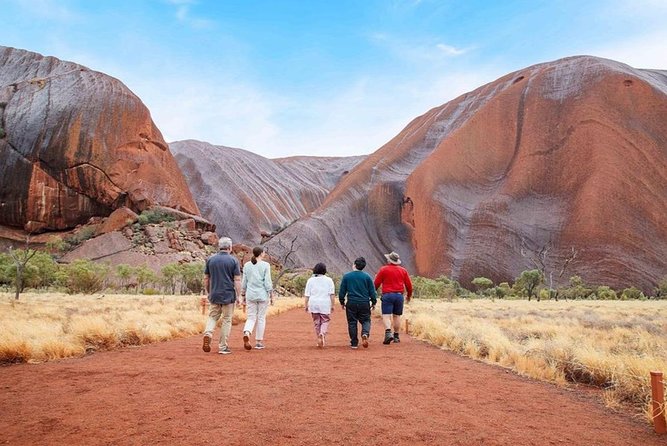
[268,56,667,291]
[170,140,364,244]
[0,46,199,232]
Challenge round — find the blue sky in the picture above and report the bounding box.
[1,0,666,158]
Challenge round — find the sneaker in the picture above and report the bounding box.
[243,332,252,351]
[393,333,400,343]
[255,342,265,350]
[202,336,211,353]
[317,334,324,348]
[361,334,369,348]
[350,345,359,349]
[383,330,393,345]
[219,346,232,355]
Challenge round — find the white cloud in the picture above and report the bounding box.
[167,0,214,29]
[371,33,469,63]
[590,30,667,70]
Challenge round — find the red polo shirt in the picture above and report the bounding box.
[374,264,413,298]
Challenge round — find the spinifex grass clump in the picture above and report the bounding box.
[0,293,303,364]
[405,299,667,422]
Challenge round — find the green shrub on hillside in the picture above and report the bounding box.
[137,209,176,225]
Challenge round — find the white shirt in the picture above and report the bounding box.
[305,275,335,314]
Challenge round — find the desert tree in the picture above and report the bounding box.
[520,237,578,301]
[270,234,300,291]
[516,269,543,301]
[8,235,37,300]
[471,277,494,296]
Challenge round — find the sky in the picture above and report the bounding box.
[1,0,666,158]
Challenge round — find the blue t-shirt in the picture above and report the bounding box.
[204,252,240,304]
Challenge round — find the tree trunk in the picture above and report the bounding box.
[14,266,22,300]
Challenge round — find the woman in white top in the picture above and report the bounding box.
[304,262,335,348]
[241,246,273,350]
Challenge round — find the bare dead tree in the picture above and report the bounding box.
[8,235,37,300]
[271,235,300,290]
[520,237,578,301]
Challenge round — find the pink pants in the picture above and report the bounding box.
[312,313,331,336]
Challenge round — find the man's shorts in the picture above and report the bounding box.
[381,293,404,315]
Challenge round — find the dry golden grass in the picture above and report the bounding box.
[405,299,667,421]
[0,292,302,364]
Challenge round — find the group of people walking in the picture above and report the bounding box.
[201,237,413,354]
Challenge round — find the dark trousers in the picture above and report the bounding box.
[345,302,371,346]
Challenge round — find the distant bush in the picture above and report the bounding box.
[595,286,618,300]
[62,226,96,250]
[472,277,494,295]
[560,276,594,300]
[137,209,176,225]
[63,260,110,294]
[142,288,160,295]
[621,286,644,300]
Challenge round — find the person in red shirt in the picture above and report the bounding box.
[374,251,413,344]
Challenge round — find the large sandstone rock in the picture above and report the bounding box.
[170,140,364,243]
[267,56,667,291]
[0,46,199,232]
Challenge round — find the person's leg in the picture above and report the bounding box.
[312,313,322,337]
[359,303,371,348]
[381,294,396,344]
[392,295,405,342]
[219,303,235,350]
[319,314,331,336]
[204,304,222,337]
[203,304,222,352]
[243,301,258,336]
[346,303,359,347]
[255,300,269,341]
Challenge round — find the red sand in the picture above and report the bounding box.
[0,308,662,445]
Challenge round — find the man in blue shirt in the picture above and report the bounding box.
[338,257,377,349]
[201,237,241,354]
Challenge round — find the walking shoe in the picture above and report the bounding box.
[317,334,324,348]
[350,345,358,349]
[219,346,232,355]
[202,335,211,352]
[393,333,400,343]
[383,330,393,345]
[255,342,265,350]
[243,332,252,350]
[361,334,369,348]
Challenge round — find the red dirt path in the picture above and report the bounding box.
[0,309,662,445]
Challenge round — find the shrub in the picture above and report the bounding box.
[63,260,110,294]
[620,286,644,300]
[595,286,618,300]
[472,277,494,295]
[137,209,176,225]
[561,276,594,300]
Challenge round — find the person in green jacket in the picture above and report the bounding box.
[338,257,377,349]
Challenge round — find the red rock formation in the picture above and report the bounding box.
[170,140,364,243]
[0,46,199,232]
[268,56,667,291]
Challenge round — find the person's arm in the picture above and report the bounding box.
[201,274,210,306]
[329,278,335,313]
[234,260,242,304]
[338,276,347,308]
[405,270,413,302]
[241,266,248,303]
[304,278,311,313]
[368,275,377,308]
[234,275,242,304]
[374,268,383,291]
[264,263,274,305]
